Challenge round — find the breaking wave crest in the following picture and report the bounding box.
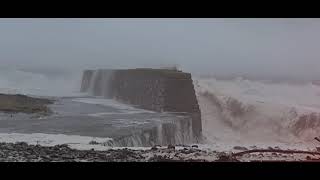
[194,77,320,147]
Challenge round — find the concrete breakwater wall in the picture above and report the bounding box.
[80,68,202,142]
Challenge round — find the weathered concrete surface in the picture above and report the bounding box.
[80,70,94,92]
[80,68,202,141]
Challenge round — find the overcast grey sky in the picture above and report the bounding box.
[0,18,320,80]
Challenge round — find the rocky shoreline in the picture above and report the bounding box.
[0,142,320,162]
[0,142,218,162]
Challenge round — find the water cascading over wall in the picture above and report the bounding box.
[80,68,202,145]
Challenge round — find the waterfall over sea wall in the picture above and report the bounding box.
[104,115,194,147]
[80,68,202,145]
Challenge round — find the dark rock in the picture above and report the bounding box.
[216,153,239,162]
[180,148,196,154]
[151,146,158,151]
[40,155,51,159]
[216,155,238,162]
[250,146,257,149]
[167,144,175,150]
[61,154,74,159]
[5,145,14,150]
[191,145,198,148]
[233,146,248,151]
[148,155,179,162]
[50,154,60,158]
[89,141,99,145]
[193,152,201,157]
[27,155,37,159]
[97,154,106,159]
[16,142,28,146]
[185,158,207,162]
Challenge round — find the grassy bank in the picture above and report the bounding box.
[0,94,54,114]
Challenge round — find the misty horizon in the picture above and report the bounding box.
[0,18,320,81]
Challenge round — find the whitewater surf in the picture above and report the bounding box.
[0,68,319,155]
[194,77,320,151]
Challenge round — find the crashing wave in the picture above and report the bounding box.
[194,77,320,146]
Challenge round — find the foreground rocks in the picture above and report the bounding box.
[0,94,53,114]
[0,142,320,162]
[0,142,216,162]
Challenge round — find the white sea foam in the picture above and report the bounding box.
[0,133,113,150]
[194,77,320,150]
[72,97,155,115]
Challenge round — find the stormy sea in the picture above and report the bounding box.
[0,67,320,162]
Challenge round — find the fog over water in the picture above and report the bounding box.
[0,18,319,80]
